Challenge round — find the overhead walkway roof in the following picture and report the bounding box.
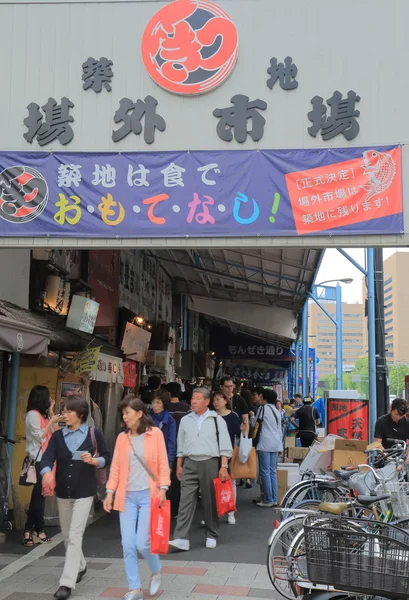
[151,247,323,346]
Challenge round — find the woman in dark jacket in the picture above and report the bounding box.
[41,396,110,600]
[151,390,176,468]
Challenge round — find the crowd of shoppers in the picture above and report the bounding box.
[22,376,308,600]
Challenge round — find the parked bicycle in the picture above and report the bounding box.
[0,434,16,531]
[285,515,409,600]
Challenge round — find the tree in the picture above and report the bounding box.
[388,363,409,397]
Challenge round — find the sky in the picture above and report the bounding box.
[315,248,409,303]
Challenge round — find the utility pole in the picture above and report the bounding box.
[374,247,389,417]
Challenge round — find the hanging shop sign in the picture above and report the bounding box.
[225,365,286,384]
[326,398,369,441]
[119,250,141,315]
[0,147,402,238]
[121,322,152,363]
[123,360,137,388]
[212,333,315,361]
[43,275,71,316]
[74,346,102,376]
[90,352,124,384]
[66,295,100,334]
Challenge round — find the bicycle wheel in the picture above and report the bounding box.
[267,515,306,600]
[282,481,349,509]
[281,499,322,521]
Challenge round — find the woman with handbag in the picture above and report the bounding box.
[103,395,170,600]
[23,385,61,547]
[40,395,110,600]
[212,391,241,525]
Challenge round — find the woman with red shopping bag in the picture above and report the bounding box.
[103,395,170,600]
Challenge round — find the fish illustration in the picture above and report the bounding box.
[362,150,396,201]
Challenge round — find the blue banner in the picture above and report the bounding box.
[0,146,403,237]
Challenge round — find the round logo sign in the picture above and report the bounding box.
[141,0,239,95]
[0,165,48,223]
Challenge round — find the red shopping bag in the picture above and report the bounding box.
[213,476,236,517]
[150,497,171,555]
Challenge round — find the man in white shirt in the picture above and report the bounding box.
[169,388,232,551]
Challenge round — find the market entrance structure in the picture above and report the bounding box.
[0,0,408,448]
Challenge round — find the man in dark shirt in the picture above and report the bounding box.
[374,398,409,449]
[166,382,191,431]
[291,396,320,448]
[165,381,191,518]
[220,376,249,435]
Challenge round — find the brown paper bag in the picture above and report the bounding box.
[230,446,257,480]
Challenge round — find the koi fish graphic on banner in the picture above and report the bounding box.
[0,146,403,238]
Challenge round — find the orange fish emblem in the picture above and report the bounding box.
[362,150,396,201]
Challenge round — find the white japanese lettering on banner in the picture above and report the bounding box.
[90,353,124,384]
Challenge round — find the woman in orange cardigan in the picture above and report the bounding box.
[103,396,170,600]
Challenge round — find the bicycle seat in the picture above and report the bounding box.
[318,502,349,515]
[356,493,390,506]
[322,480,344,490]
[334,468,358,481]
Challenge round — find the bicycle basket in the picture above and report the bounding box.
[303,515,409,599]
[375,480,409,518]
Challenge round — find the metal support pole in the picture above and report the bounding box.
[367,248,377,441]
[7,352,20,462]
[302,300,309,397]
[374,248,389,417]
[336,282,343,390]
[295,332,300,396]
[182,295,188,351]
[311,348,316,398]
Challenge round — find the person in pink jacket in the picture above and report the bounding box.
[103,395,170,600]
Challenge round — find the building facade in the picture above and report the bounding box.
[361,252,409,366]
[309,301,364,376]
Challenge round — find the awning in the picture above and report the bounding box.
[0,315,50,355]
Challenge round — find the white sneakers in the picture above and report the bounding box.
[169,538,190,551]
[227,514,236,525]
[170,537,217,550]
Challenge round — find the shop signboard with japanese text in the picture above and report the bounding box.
[121,322,152,363]
[0,147,402,238]
[326,398,369,441]
[123,361,137,388]
[1,0,409,248]
[90,353,124,384]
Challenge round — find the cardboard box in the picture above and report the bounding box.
[277,469,288,503]
[288,447,310,461]
[330,439,367,471]
[285,436,296,449]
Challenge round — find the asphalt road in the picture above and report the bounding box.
[44,485,278,565]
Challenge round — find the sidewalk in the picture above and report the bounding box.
[0,550,280,600]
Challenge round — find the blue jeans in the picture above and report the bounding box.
[119,490,161,590]
[257,451,279,504]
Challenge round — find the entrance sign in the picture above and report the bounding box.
[0,146,402,238]
[141,0,239,96]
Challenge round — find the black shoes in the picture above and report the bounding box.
[54,586,71,600]
[76,567,87,584]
